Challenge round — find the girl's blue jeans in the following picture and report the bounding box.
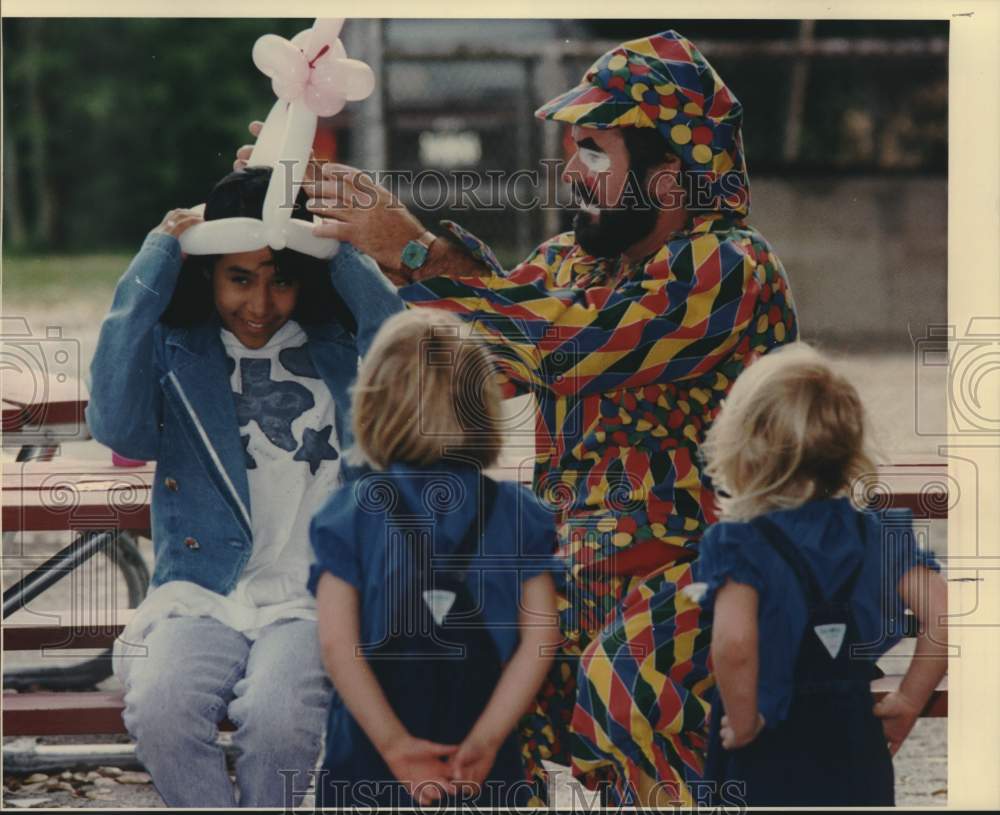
[121,615,331,807]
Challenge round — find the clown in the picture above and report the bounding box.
[277,30,798,804]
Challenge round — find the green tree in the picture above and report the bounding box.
[2,18,307,253]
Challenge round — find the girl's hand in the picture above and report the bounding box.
[233,120,263,171]
[448,733,502,790]
[720,712,765,749]
[873,690,922,756]
[154,208,203,239]
[234,120,325,184]
[381,734,459,805]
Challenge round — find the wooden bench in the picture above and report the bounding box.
[2,630,946,736]
[3,460,950,736]
[3,459,154,736]
[2,459,153,536]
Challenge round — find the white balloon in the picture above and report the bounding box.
[261,102,316,250]
[284,219,340,259]
[309,60,342,90]
[328,39,348,61]
[179,218,268,255]
[284,102,318,187]
[246,100,288,168]
[188,18,370,261]
[341,60,376,101]
[307,18,345,57]
[304,87,346,118]
[180,217,339,260]
[252,34,305,80]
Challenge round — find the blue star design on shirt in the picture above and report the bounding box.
[240,434,257,470]
[279,345,320,379]
[234,358,314,452]
[294,425,339,475]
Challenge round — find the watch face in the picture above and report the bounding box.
[402,240,430,270]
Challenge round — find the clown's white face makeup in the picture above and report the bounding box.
[576,146,611,216]
[578,146,612,174]
[562,127,631,213]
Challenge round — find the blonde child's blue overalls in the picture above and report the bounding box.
[316,478,529,808]
[704,514,895,807]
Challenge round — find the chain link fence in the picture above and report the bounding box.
[341,20,947,268]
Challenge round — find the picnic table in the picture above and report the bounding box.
[2,365,91,459]
[2,363,149,621]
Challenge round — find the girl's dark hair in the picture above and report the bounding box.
[161,167,357,334]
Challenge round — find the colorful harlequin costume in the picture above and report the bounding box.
[401,31,797,803]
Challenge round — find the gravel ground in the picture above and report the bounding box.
[1,721,947,809]
[3,305,949,808]
[2,765,165,809]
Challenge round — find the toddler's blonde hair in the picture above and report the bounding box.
[351,308,503,470]
[701,342,876,521]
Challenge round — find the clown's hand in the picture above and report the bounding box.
[303,162,427,275]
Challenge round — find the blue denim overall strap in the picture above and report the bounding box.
[398,477,500,585]
[749,513,867,610]
[749,513,873,690]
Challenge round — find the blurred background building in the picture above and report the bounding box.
[3,18,947,354]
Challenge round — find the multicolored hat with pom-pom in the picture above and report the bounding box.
[536,30,750,215]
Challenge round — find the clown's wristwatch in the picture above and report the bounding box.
[400,230,437,273]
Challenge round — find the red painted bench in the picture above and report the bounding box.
[2,600,946,736]
[2,364,91,460]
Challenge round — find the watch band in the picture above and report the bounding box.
[413,230,436,252]
[400,230,437,273]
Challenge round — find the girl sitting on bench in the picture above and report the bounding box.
[693,342,947,807]
[88,167,403,807]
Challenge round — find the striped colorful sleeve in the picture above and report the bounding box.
[402,228,763,397]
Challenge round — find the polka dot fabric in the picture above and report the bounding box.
[535,30,750,215]
[403,213,797,800]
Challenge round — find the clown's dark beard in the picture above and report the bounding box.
[571,179,660,259]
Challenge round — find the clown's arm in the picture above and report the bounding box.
[401,224,772,398]
[302,163,491,281]
[302,164,772,399]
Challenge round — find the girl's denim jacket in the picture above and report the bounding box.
[86,232,404,594]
